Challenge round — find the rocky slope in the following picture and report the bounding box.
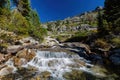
[43,10,98,34]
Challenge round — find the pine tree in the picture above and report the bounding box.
[19,0,31,17]
[0,0,10,15]
[13,0,31,18]
[29,10,41,27]
[12,0,18,6]
[104,0,120,34]
[97,7,104,35]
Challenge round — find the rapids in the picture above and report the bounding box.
[23,51,96,80]
[1,49,112,80]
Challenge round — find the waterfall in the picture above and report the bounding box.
[5,58,17,73]
[25,51,93,80]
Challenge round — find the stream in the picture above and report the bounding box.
[24,51,93,80]
[0,37,119,80]
[2,49,116,80]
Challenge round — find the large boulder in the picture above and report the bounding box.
[7,45,23,54]
[62,43,91,54]
[13,57,27,67]
[19,37,39,46]
[0,53,13,65]
[0,66,14,76]
[13,49,36,67]
[16,49,36,61]
[110,49,120,65]
[79,43,91,54]
[42,36,59,46]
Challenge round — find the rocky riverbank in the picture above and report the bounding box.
[0,36,120,80]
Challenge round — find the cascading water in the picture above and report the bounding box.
[24,51,94,80]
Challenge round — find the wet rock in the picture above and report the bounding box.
[0,67,38,80]
[110,52,120,65]
[40,71,51,78]
[109,48,120,65]
[13,57,27,67]
[73,59,86,67]
[79,43,91,54]
[41,36,59,46]
[89,54,103,65]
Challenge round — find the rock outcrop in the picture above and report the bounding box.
[13,49,36,67]
[43,10,98,34]
[0,66,14,76]
[0,49,36,77]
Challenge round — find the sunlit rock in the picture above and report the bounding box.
[7,45,23,54]
[0,66,14,76]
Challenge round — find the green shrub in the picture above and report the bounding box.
[29,27,47,42]
[65,31,89,42]
[95,39,110,49]
[0,10,47,42]
[111,37,120,48]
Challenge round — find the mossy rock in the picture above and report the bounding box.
[63,70,107,80]
[40,71,51,78]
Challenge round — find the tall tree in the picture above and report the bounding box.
[13,0,31,18]
[97,7,104,36]
[29,10,41,27]
[104,0,120,34]
[0,0,10,15]
[12,0,18,6]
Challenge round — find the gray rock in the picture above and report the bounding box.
[110,53,120,65]
[7,45,23,54]
[0,66,14,76]
[19,37,39,45]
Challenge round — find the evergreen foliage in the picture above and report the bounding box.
[97,7,104,35]
[0,0,47,42]
[29,10,41,27]
[0,0,10,15]
[18,0,31,18]
[104,0,120,34]
[13,0,31,18]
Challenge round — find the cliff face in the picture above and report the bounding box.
[43,10,98,33]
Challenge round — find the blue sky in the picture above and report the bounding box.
[31,0,105,23]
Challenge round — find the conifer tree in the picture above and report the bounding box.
[13,0,31,18]
[0,0,10,15]
[97,7,104,36]
[29,10,41,27]
[104,0,120,34]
